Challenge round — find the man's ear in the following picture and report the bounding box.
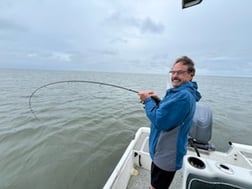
[191,72,195,77]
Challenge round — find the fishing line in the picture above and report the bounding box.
[29,80,139,120]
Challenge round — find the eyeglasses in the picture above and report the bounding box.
[169,70,188,75]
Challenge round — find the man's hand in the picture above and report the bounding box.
[138,90,160,103]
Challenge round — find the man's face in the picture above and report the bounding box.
[170,62,193,88]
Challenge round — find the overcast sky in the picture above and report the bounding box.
[0,0,252,76]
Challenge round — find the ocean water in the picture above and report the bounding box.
[0,69,251,189]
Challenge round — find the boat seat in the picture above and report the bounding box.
[188,104,215,152]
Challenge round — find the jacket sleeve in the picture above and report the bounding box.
[144,92,190,131]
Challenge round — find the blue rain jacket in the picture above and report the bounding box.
[144,81,201,171]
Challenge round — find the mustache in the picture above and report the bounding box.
[172,77,180,81]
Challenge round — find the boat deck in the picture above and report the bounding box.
[127,128,184,189]
[127,166,184,189]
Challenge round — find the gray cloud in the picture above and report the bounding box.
[0,0,252,77]
[88,49,118,56]
[105,12,164,34]
[109,38,128,44]
[139,17,164,34]
[0,18,26,32]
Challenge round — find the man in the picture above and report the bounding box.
[138,56,201,189]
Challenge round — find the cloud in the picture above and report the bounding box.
[27,53,38,58]
[0,0,252,77]
[49,52,73,62]
[109,38,128,44]
[26,52,73,62]
[0,18,26,32]
[89,49,118,56]
[105,11,165,34]
[140,17,164,34]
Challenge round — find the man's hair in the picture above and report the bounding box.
[174,56,195,76]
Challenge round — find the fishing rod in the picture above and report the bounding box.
[29,80,139,120]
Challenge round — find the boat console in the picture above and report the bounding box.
[184,104,252,189]
[183,155,252,189]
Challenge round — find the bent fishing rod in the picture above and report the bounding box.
[29,80,139,120]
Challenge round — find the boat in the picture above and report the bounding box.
[103,104,252,189]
